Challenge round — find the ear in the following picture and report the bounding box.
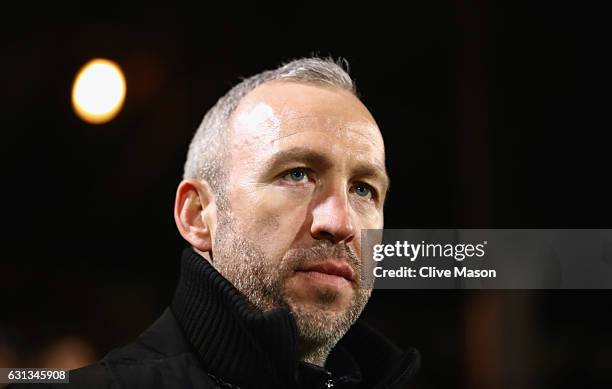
[174,179,217,253]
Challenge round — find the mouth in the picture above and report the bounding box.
[294,260,355,288]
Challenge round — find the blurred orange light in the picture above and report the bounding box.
[71,58,126,124]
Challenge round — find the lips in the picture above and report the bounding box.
[298,261,355,282]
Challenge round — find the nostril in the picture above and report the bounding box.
[314,231,335,241]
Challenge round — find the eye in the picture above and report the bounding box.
[352,183,375,200]
[282,168,309,183]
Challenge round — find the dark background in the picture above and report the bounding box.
[2,2,611,388]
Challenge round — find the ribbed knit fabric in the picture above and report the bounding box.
[167,248,421,388]
[170,248,300,388]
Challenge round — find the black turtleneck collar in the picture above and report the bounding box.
[170,248,305,388]
[169,248,418,389]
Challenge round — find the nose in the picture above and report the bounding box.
[310,186,356,244]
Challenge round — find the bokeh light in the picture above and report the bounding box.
[71,58,126,124]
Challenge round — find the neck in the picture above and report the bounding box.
[299,339,334,367]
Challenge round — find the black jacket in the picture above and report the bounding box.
[10,248,420,388]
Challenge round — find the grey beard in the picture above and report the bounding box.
[211,207,372,364]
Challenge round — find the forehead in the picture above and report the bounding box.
[228,81,385,157]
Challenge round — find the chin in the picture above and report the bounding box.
[286,299,358,345]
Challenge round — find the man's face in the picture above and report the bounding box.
[211,81,388,347]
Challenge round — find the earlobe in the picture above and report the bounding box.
[174,180,216,253]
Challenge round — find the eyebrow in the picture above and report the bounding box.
[264,146,390,191]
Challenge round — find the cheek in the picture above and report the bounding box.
[350,211,384,260]
[233,187,311,253]
[351,206,384,232]
[255,191,310,235]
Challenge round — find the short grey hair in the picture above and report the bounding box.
[182,57,358,196]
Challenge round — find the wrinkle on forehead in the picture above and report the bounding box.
[271,125,384,151]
